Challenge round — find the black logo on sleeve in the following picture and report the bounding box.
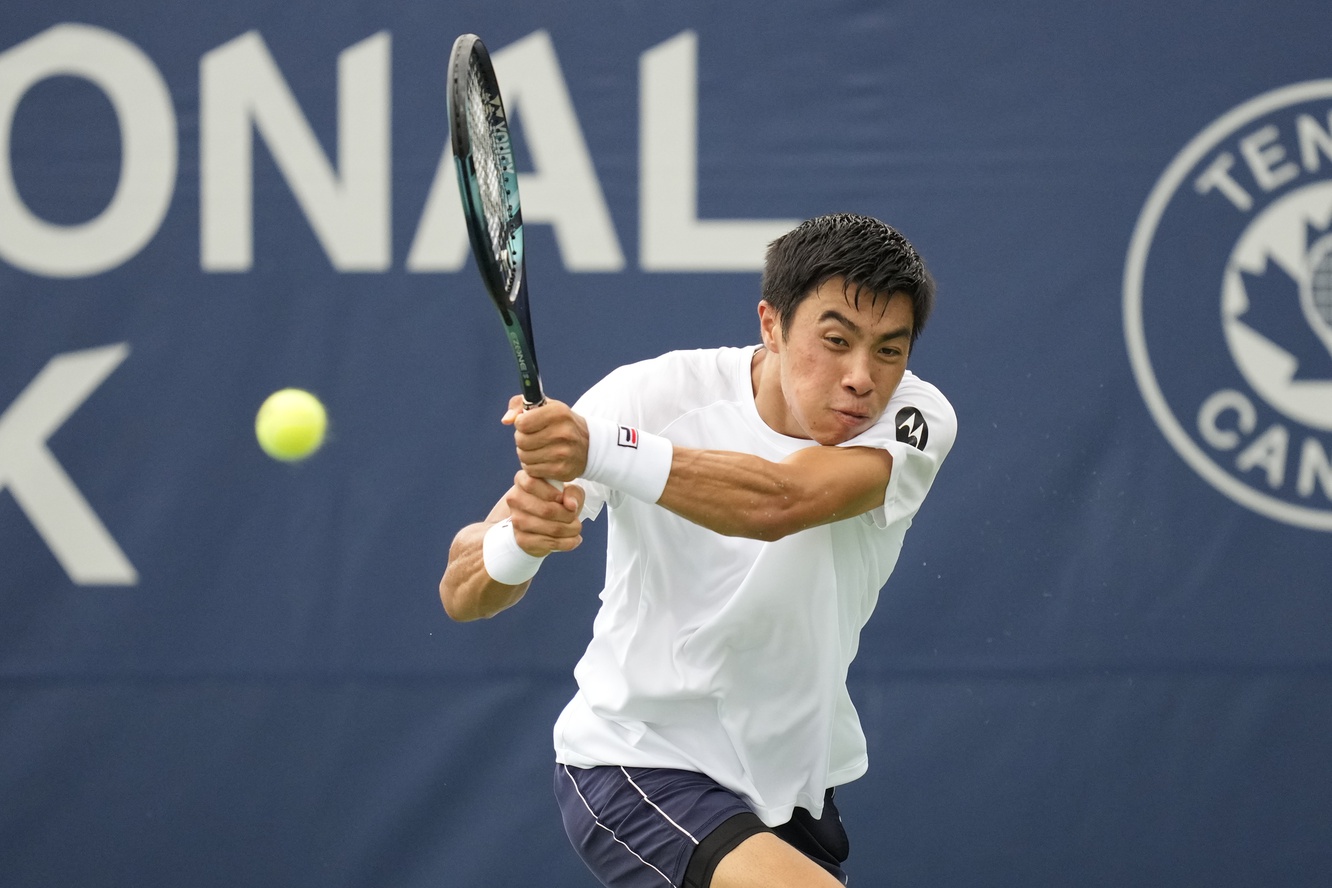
[895,407,929,450]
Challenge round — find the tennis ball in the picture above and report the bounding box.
[255,388,327,462]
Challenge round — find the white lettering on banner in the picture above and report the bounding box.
[1194,111,1332,213]
[1298,436,1332,498]
[1196,388,1332,500]
[408,31,624,272]
[0,25,791,277]
[639,31,798,271]
[1192,153,1253,212]
[0,344,137,585]
[1238,125,1300,193]
[201,31,391,271]
[1296,112,1332,171]
[0,24,175,277]
[1197,389,1256,449]
[1235,424,1289,489]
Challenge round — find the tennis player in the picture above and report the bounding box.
[441,214,956,887]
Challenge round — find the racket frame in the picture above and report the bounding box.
[448,33,546,408]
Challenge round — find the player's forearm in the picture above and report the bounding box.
[655,448,813,541]
[439,522,530,621]
[655,444,892,541]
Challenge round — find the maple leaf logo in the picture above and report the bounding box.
[1237,220,1332,381]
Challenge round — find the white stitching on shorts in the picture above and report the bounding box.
[562,765,675,886]
[620,767,700,845]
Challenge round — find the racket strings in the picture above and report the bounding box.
[466,66,519,291]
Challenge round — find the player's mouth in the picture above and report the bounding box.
[831,408,871,431]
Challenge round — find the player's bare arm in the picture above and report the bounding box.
[659,442,892,540]
[439,470,585,622]
[511,396,892,542]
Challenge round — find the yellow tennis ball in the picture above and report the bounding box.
[255,388,327,462]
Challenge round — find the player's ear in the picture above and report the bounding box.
[757,301,782,352]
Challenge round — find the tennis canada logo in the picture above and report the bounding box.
[1124,80,1332,530]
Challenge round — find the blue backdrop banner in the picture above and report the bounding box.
[2,2,1329,886]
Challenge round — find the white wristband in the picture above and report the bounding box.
[582,416,673,503]
[482,519,545,585]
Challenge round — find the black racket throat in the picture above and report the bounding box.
[499,269,545,408]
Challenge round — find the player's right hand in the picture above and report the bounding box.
[505,395,590,483]
[503,469,585,557]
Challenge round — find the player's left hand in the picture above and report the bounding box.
[504,469,585,556]
[505,395,590,483]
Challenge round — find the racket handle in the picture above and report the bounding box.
[520,397,565,493]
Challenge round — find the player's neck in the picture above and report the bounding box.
[750,345,802,439]
[750,344,767,400]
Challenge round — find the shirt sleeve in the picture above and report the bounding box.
[846,376,958,529]
[568,349,720,521]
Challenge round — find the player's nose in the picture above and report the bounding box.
[841,352,874,395]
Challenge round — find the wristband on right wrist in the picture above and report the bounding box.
[581,416,673,503]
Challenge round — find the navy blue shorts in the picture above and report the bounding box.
[554,764,850,887]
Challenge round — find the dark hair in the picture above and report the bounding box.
[760,213,935,345]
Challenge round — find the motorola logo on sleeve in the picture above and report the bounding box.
[1124,80,1332,530]
[894,407,928,451]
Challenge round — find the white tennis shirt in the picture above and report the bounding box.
[553,345,957,826]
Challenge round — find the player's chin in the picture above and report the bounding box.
[813,428,863,446]
[818,412,872,444]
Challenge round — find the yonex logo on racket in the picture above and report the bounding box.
[1124,80,1332,531]
[617,426,640,449]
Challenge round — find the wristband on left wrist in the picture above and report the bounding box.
[481,519,545,585]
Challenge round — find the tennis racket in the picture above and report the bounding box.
[448,33,546,408]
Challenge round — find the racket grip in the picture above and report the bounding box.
[520,398,565,493]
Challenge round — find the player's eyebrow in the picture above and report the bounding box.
[818,309,911,343]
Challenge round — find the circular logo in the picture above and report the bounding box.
[1125,80,1332,531]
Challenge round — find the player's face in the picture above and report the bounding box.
[758,277,914,445]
